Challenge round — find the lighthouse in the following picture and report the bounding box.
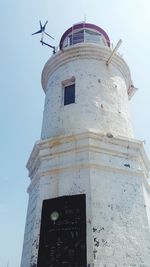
[21,23,150,267]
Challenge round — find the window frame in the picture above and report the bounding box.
[62,77,76,106]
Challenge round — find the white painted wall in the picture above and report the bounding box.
[21,43,150,267]
[41,44,133,140]
[91,169,150,266]
[21,132,150,266]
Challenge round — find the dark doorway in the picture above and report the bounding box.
[37,194,87,267]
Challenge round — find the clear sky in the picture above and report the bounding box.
[0,0,150,266]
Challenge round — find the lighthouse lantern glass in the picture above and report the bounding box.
[59,23,110,49]
[63,29,106,48]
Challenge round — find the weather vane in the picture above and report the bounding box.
[32,21,56,54]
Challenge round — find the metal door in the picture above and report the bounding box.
[37,194,86,267]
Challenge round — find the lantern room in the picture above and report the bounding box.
[59,22,110,49]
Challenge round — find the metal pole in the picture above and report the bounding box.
[106,39,122,66]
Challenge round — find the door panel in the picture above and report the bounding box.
[37,194,86,267]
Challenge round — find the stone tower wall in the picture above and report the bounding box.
[41,44,133,139]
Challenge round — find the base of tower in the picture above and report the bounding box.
[21,131,150,267]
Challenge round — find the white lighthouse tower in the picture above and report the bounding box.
[21,23,150,267]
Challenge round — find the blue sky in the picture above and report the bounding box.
[0,0,150,266]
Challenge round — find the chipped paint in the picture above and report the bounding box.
[21,132,150,267]
[41,45,134,140]
[21,37,150,267]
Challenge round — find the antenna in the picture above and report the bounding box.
[32,20,56,54]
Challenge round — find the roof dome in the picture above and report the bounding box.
[59,22,110,49]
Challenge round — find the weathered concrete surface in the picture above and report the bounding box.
[21,41,150,267]
[41,44,134,140]
[21,132,150,267]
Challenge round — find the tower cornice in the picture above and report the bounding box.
[26,132,150,185]
[41,43,132,94]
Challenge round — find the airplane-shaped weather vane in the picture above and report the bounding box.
[32,21,56,54]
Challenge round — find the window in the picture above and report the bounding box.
[62,29,107,48]
[68,30,84,46]
[63,78,75,105]
[64,84,75,105]
[84,29,102,44]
